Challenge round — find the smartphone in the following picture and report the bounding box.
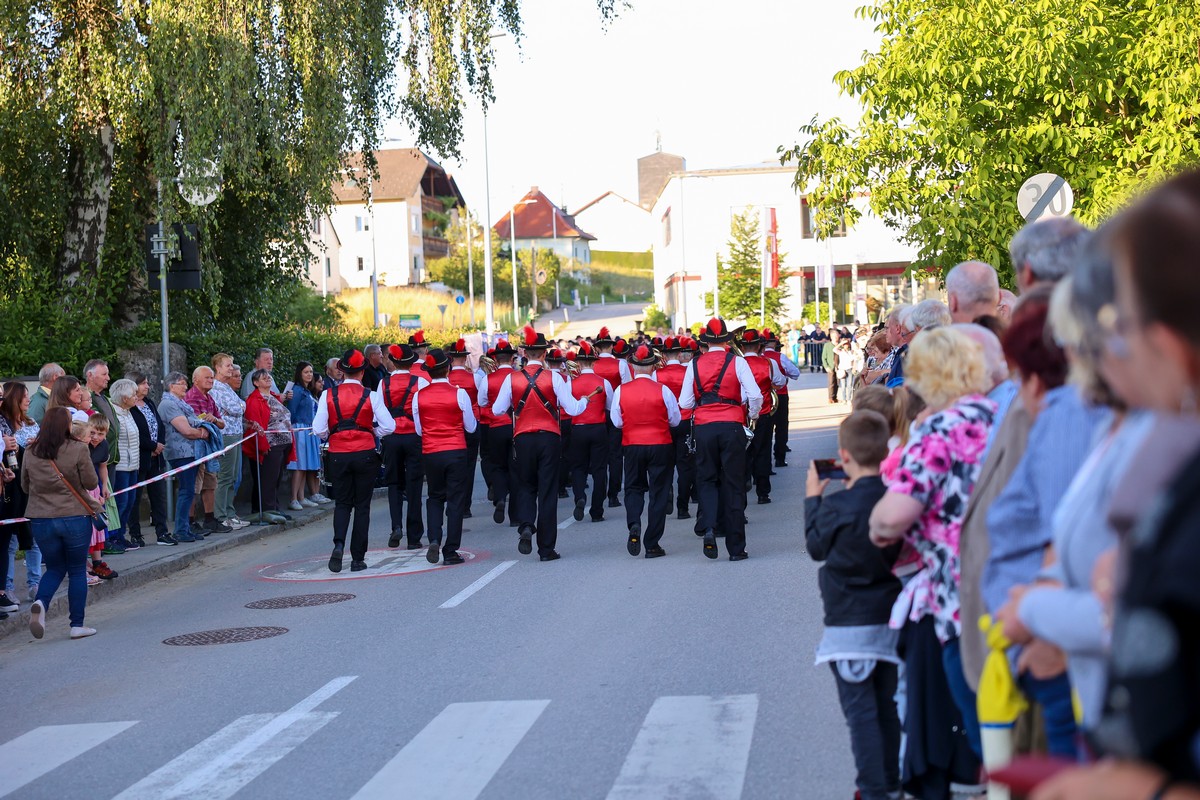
[283,380,295,395]
[813,458,848,480]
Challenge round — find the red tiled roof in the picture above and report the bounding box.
[494,188,596,241]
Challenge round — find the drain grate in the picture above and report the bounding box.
[163,627,289,646]
[245,593,356,610]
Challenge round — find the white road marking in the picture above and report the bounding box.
[606,694,759,800]
[350,700,549,800]
[0,721,136,797]
[439,561,518,609]
[114,676,355,800]
[557,517,575,530]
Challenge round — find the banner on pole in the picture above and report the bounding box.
[767,208,779,288]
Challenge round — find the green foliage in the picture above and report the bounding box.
[641,303,671,331]
[801,302,836,327]
[589,250,653,270]
[779,0,1200,287]
[700,210,790,331]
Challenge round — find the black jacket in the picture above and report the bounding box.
[130,398,165,466]
[804,475,901,626]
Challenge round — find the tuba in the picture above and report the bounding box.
[478,354,498,374]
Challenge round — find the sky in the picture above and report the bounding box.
[383,0,882,222]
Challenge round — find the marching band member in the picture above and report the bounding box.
[376,344,428,549]
[678,318,762,561]
[740,329,787,504]
[475,346,497,503]
[446,338,481,518]
[656,336,696,519]
[407,330,431,381]
[491,327,596,561]
[481,339,517,525]
[546,348,574,499]
[591,327,631,508]
[567,341,613,522]
[611,344,681,558]
[762,329,800,467]
[412,348,476,566]
[312,349,396,573]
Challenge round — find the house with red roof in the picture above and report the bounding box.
[494,187,596,267]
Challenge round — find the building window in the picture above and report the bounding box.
[310,216,322,235]
[800,198,847,239]
[661,207,672,247]
[355,215,369,232]
[325,257,332,278]
[357,257,364,272]
[412,211,421,236]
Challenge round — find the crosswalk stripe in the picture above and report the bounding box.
[605,694,759,800]
[0,721,137,798]
[350,700,550,800]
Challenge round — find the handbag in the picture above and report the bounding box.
[49,458,109,531]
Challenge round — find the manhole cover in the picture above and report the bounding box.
[163,627,288,646]
[246,593,356,609]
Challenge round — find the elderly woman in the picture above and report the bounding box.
[243,368,294,524]
[158,371,210,543]
[1,382,41,611]
[869,326,995,777]
[106,379,142,551]
[125,372,171,546]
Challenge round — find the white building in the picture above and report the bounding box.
[323,148,465,291]
[494,187,596,267]
[647,157,920,329]
[305,212,345,297]
[571,191,652,253]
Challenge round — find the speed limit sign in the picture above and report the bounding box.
[1017,173,1074,222]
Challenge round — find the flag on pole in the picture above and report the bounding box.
[767,208,779,288]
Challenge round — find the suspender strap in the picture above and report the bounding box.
[331,384,373,434]
[694,351,741,407]
[515,368,559,423]
[383,373,417,420]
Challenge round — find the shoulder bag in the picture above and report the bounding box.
[49,457,108,531]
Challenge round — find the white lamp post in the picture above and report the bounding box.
[511,197,536,326]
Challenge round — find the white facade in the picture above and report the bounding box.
[305,213,345,296]
[649,163,917,328]
[328,198,425,289]
[511,237,592,266]
[572,192,652,254]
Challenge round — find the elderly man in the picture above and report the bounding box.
[362,344,387,391]
[211,354,251,531]
[186,366,229,534]
[240,348,290,400]
[84,359,119,466]
[997,289,1018,324]
[323,358,343,388]
[863,305,909,385]
[1010,216,1090,293]
[885,300,951,388]
[945,260,1001,323]
[28,363,64,423]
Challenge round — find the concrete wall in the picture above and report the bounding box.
[573,194,652,253]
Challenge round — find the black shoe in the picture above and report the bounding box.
[590,514,604,523]
[156,533,178,546]
[769,470,777,476]
[574,499,585,521]
[775,459,788,468]
[426,543,441,564]
[785,445,792,452]
[388,531,401,548]
[757,496,771,505]
[132,535,147,548]
[462,509,473,518]
[407,540,423,550]
[645,546,666,559]
[487,487,495,502]
[703,530,718,559]
[607,497,620,508]
[558,488,569,498]
[350,559,368,571]
[518,525,534,555]
[539,551,561,562]
[677,508,691,520]
[442,552,465,565]
[328,547,344,573]
[493,503,505,524]
[627,525,641,557]
[729,552,749,562]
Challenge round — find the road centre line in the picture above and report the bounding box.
[439,561,518,609]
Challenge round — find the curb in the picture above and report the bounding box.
[0,489,384,641]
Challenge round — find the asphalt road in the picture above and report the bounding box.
[0,371,855,800]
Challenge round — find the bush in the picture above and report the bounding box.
[801,301,836,326]
[641,303,670,331]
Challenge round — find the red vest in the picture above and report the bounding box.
[692,349,745,425]
[484,367,514,427]
[381,373,419,435]
[448,368,479,419]
[656,362,692,421]
[619,378,672,446]
[326,383,376,453]
[512,366,560,437]
[592,356,623,390]
[763,349,788,395]
[418,382,467,454]
[745,354,774,415]
[571,372,607,425]
[409,362,429,382]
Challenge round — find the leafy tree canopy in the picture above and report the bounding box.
[779,0,1200,287]
[702,210,790,331]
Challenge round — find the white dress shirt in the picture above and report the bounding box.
[768,348,802,379]
[472,368,489,405]
[371,370,429,417]
[491,360,589,418]
[596,352,632,383]
[412,379,477,436]
[611,374,682,428]
[677,347,764,419]
[312,378,396,438]
[746,352,788,386]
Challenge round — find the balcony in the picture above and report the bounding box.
[422,235,450,259]
[421,195,446,214]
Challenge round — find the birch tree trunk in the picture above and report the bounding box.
[55,124,115,290]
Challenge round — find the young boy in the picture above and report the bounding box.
[805,410,902,800]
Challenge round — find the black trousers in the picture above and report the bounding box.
[670,423,695,514]
[423,449,469,554]
[693,421,747,555]
[746,417,773,499]
[771,393,790,462]
[606,419,623,502]
[513,431,561,556]
[831,661,901,800]
[461,427,480,515]
[828,369,841,401]
[130,454,168,539]
[570,423,608,517]
[250,443,290,513]
[328,449,381,560]
[558,419,572,492]
[483,423,515,517]
[623,443,673,549]
[382,432,424,543]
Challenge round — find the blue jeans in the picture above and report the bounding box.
[942,636,983,758]
[171,459,199,538]
[6,536,42,593]
[30,516,92,627]
[111,469,138,542]
[1018,670,1079,759]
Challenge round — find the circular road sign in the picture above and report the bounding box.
[455,294,466,305]
[255,547,484,582]
[178,158,221,207]
[535,269,548,286]
[1017,173,1074,222]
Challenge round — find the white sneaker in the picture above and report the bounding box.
[288,500,304,511]
[310,493,332,504]
[70,626,97,640]
[225,517,250,530]
[29,600,45,639]
[300,498,318,507]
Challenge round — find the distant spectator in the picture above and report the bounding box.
[28,363,64,424]
[362,344,387,391]
[46,375,88,423]
[946,261,1001,323]
[1,382,40,609]
[158,372,211,543]
[996,289,1018,324]
[286,361,329,509]
[886,301,950,388]
[186,366,228,534]
[241,348,289,400]
[1009,215,1090,293]
[210,354,249,531]
[106,379,142,551]
[125,372,173,546]
[83,359,119,466]
[243,368,294,524]
[323,358,343,388]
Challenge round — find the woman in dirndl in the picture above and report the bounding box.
[286,362,330,510]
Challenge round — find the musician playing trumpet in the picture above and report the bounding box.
[739,329,787,505]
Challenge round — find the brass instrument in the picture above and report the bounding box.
[564,358,582,380]
[764,387,779,416]
[479,354,498,374]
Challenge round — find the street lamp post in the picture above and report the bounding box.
[482,113,495,335]
[465,209,475,326]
